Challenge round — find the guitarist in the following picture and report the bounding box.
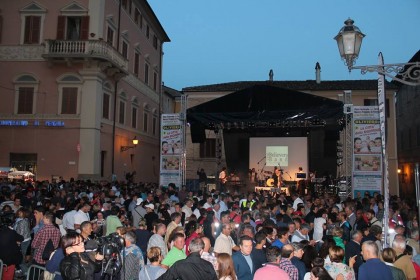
[218,167,228,193]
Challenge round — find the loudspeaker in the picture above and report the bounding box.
[190,123,206,143]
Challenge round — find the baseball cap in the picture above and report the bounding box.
[136,198,143,206]
[145,203,155,210]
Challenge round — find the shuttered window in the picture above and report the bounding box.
[17,87,34,114]
[24,16,41,44]
[56,16,89,40]
[61,87,77,114]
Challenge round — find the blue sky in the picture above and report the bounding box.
[148,0,420,90]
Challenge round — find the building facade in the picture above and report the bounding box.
[183,79,401,195]
[0,0,169,182]
[396,51,420,198]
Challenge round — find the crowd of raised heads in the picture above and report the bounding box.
[0,178,420,280]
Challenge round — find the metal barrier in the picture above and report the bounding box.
[0,259,3,279]
[25,265,45,280]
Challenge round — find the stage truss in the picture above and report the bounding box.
[338,90,353,199]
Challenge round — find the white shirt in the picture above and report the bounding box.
[73,209,90,233]
[62,210,77,230]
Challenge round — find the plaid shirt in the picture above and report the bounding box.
[32,224,61,265]
[279,258,298,280]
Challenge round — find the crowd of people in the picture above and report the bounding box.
[0,178,420,280]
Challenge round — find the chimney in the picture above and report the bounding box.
[315,62,321,84]
[269,69,274,81]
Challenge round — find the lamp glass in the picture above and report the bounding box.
[132,137,139,145]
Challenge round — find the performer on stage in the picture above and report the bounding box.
[218,167,228,193]
[272,167,282,188]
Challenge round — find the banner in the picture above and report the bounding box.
[160,114,183,188]
[352,106,382,197]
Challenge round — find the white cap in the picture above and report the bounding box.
[136,198,143,206]
[145,203,155,210]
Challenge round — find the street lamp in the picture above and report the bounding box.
[334,18,365,70]
[334,18,420,86]
[121,136,138,152]
[335,18,420,249]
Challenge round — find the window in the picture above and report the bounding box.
[200,139,216,158]
[103,93,110,119]
[131,107,137,128]
[128,0,132,14]
[61,87,78,114]
[144,63,149,85]
[153,72,158,91]
[143,112,148,132]
[417,125,420,147]
[134,52,140,76]
[146,25,149,38]
[57,74,82,115]
[17,87,34,114]
[14,74,38,115]
[408,128,412,148]
[107,26,114,46]
[134,9,140,26]
[122,40,128,59]
[119,101,125,125]
[0,15,3,43]
[24,16,41,44]
[56,16,89,40]
[152,117,157,135]
[363,98,390,118]
[153,35,158,49]
[19,2,46,44]
[121,0,128,10]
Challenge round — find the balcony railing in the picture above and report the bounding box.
[43,40,128,71]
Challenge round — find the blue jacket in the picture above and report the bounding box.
[45,248,64,280]
[232,251,255,280]
[358,258,393,280]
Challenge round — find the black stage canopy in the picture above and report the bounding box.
[187,84,344,140]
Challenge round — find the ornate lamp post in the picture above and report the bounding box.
[335,18,420,86]
[334,19,420,248]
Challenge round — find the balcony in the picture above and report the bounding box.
[42,40,128,77]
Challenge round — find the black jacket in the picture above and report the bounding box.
[157,252,218,280]
[0,226,23,265]
[60,252,101,280]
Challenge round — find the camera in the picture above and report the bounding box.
[94,233,125,277]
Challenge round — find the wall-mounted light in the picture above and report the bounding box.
[121,136,138,152]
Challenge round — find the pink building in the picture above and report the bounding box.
[0,0,170,182]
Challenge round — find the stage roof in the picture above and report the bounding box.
[187,84,344,132]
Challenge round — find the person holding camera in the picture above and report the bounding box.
[59,232,104,280]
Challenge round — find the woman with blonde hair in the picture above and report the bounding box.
[139,246,167,279]
[324,246,355,280]
[216,253,236,280]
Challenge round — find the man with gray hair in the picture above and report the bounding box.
[407,228,419,256]
[121,231,144,280]
[291,223,311,243]
[290,242,306,280]
[345,230,363,276]
[358,240,393,280]
[157,237,217,280]
[392,235,416,280]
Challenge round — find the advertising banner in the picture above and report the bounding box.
[352,106,382,197]
[160,114,182,187]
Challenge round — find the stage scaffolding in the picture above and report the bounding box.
[180,94,188,187]
[338,90,353,199]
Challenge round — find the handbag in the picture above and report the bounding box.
[2,264,15,280]
[42,239,55,260]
